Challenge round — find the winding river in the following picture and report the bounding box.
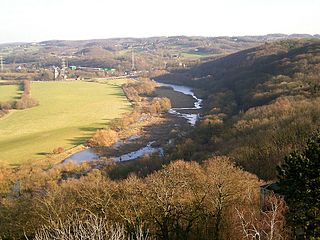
[62,82,202,164]
[159,83,202,126]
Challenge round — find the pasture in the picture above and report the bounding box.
[0,80,131,165]
[0,84,20,102]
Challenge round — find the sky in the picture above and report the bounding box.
[0,0,319,43]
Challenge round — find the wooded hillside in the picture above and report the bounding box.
[159,39,320,179]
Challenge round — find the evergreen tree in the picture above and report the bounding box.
[277,132,320,239]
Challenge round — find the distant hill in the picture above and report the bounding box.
[157,39,320,112]
[1,34,319,72]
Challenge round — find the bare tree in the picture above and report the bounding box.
[32,212,150,240]
[236,194,291,240]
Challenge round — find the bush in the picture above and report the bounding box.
[52,147,65,154]
[122,78,157,102]
[15,94,39,109]
[147,97,171,114]
[88,129,119,147]
[0,100,15,110]
[22,80,31,95]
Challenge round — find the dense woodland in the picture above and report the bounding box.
[0,39,320,239]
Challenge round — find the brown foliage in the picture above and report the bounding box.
[122,78,157,102]
[147,97,172,114]
[0,155,289,240]
[15,94,39,109]
[88,129,119,147]
[52,147,65,154]
[109,112,140,131]
[0,100,15,110]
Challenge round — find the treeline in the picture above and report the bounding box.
[0,80,39,117]
[122,78,171,114]
[122,78,158,102]
[0,157,290,239]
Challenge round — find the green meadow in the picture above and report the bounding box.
[0,84,21,101]
[0,80,131,165]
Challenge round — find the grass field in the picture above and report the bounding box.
[180,52,213,59]
[0,80,131,165]
[0,84,21,101]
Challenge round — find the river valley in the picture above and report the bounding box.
[63,82,202,164]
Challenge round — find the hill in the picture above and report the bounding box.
[2,35,319,75]
[157,39,320,179]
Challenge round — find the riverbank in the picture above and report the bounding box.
[156,83,202,126]
[61,80,202,165]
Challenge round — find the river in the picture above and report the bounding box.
[159,83,202,126]
[63,141,163,165]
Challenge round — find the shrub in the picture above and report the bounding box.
[88,129,119,147]
[14,94,39,109]
[0,100,15,110]
[52,147,65,154]
[147,97,171,114]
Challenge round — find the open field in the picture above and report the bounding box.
[92,78,130,86]
[180,52,213,59]
[0,84,20,101]
[0,80,131,165]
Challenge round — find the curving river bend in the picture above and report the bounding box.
[159,83,202,126]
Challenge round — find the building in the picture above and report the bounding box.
[260,182,280,210]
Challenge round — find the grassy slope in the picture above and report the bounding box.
[0,81,131,165]
[0,85,20,101]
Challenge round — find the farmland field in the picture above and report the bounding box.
[0,80,131,165]
[0,84,20,101]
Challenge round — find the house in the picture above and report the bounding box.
[260,182,280,210]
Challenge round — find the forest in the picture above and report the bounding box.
[158,39,320,180]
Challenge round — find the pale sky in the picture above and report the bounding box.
[0,0,319,43]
